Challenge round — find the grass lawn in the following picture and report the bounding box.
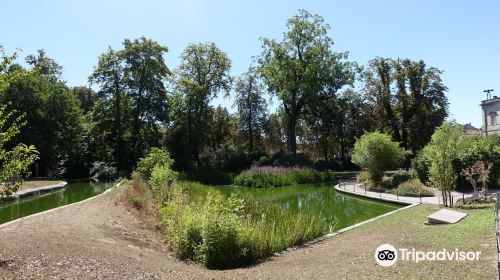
[348,204,497,279]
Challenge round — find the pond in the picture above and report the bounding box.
[0,180,113,225]
[216,183,403,230]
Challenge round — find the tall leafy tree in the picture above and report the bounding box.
[1,50,83,177]
[90,38,170,172]
[121,37,170,164]
[89,47,130,172]
[259,10,355,157]
[234,68,267,151]
[170,42,231,168]
[364,57,448,154]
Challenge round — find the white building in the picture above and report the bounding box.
[481,96,500,135]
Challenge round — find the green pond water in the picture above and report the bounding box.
[215,184,403,230]
[0,180,113,225]
[0,181,402,231]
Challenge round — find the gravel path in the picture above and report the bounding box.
[0,186,496,279]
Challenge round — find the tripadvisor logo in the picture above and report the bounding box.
[375,244,481,267]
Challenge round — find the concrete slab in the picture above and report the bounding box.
[427,209,467,224]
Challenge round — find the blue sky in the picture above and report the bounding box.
[1,0,499,127]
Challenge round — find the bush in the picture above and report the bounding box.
[391,170,413,188]
[256,150,312,167]
[460,135,500,187]
[357,171,369,184]
[180,170,234,186]
[233,166,335,188]
[160,181,330,268]
[137,147,174,179]
[125,172,149,209]
[151,164,178,205]
[391,179,434,197]
[412,150,431,185]
[352,132,405,185]
[90,161,117,181]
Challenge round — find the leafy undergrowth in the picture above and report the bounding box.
[160,181,332,269]
[233,166,337,188]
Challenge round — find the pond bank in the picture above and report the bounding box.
[0,182,496,279]
[5,181,68,201]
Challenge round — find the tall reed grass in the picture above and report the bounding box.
[160,181,332,269]
[233,166,336,188]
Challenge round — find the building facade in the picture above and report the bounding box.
[481,96,500,135]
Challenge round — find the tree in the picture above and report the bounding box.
[424,122,464,207]
[206,106,236,151]
[0,109,39,199]
[122,37,170,164]
[1,52,83,177]
[89,47,131,172]
[259,10,355,157]
[71,86,96,115]
[89,38,170,173]
[234,69,267,151]
[351,131,405,185]
[170,42,232,168]
[364,57,448,153]
[461,161,494,197]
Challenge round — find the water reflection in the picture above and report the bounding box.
[0,180,112,224]
[217,184,401,231]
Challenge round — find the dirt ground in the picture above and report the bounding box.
[0,186,497,279]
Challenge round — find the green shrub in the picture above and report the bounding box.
[233,167,335,188]
[412,150,431,184]
[160,181,331,268]
[392,178,434,197]
[150,164,178,205]
[137,147,174,179]
[352,132,405,185]
[391,169,413,188]
[180,170,234,185]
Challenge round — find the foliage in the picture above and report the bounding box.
[169,42,232,169]
[89,37,169,174]
[0,106,39,199]
[160,181,330,268]
[90,161,117,181]
[256,150,312,167]
[460,135,500,187]
[137,147,174,179]
[363,57,448,154]
[1,52,84,177]
[180,170,234,186]
[412,149,431,184]
[150,164,178,205]
[357,171,370,184]
[424,122,464,207]
[125,171,149,209]
[391,169,413,188]
[460,161,494,196]
[391,179,434,197]
[234,68,268,151]
[233,166,335,188]
[258,10,355,156]
[351,132,405,185]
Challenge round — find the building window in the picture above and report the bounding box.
[491,112,498,126]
